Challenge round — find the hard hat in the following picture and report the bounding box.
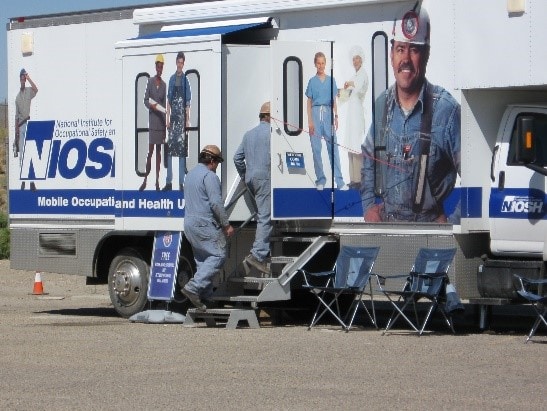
[155,54,164,64]
[391,5,430,46]
[260,101,270,114]
[201,145,224,162]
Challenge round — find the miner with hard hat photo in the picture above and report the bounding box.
[360,4,461,223]
[140,54,166,191]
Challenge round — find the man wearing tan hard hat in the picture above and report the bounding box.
[181,144,234,310]
[234,102,272,275]
[361,2,461,224]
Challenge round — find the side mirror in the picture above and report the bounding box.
[515,116,535,164]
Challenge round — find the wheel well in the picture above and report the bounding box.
[92,233,154,284]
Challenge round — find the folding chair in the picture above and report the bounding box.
[301,245,380,332]
[377,248,457,336]
[514,274,547,343]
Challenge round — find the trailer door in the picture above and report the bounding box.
[490,108,547,256]
[271,40,337,220]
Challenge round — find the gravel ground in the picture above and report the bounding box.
[0,260,545,410]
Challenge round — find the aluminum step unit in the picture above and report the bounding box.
[211,234,338,307]
[184,308,260,329]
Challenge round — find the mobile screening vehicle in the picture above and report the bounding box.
[7,0,547,321]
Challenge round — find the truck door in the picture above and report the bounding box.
[271,40,356,220]
[490,108,547,256]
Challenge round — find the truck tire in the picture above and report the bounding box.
[108,247,149,318]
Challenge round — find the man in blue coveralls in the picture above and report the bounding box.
[182,145,234,311]
[234,101,272,275]
[361,4,460,223]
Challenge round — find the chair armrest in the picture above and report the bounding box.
[513,274,547,286]
[513,274,547,296]
[413,272,448,280]
[302,270,336,278]
[374,273,409,290]
[299,269,335,288]
[382,273,412,280]
[372,273,385,286]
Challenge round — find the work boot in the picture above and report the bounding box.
[244,254,270,275]
[181,287,206,311]
[162,183,172,191]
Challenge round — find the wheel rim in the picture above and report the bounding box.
[111,258,144,306]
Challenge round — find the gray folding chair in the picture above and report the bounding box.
[377,248,457,336]
[301,246,380,332]
[514,274,547,343]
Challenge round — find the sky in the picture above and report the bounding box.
[1,0,174,103]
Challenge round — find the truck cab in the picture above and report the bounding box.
[490,105,547,258]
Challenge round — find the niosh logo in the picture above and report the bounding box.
[20,120,114,181]
[501,195,543,214]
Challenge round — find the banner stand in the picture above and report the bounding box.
[129,231,186,324]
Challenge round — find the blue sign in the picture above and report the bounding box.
[286,152,305,168]
[147,231,182,301]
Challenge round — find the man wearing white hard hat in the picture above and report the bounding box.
[360,3,461,223]
[234,102,272,275]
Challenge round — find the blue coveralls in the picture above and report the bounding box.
[305,75,345,188]
[233,120,272,262]
[361,80,461,222]
[183,163,230,299]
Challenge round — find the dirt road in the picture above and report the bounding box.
[0,260,545,410]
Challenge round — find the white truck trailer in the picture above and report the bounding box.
[7,0,547,320]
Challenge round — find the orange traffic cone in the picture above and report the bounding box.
[32,272,44,295]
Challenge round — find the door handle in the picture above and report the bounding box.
[498,170,505,190]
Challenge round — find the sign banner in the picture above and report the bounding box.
[147,231,182,301]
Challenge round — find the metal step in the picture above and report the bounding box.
[211,294,260,303]
[212,279,290,303]
[228,276,276,285]
[184,308,259,329]
[270,235,327,243]
[270,256,297,264]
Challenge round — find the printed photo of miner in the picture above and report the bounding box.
[360,5,461,223]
